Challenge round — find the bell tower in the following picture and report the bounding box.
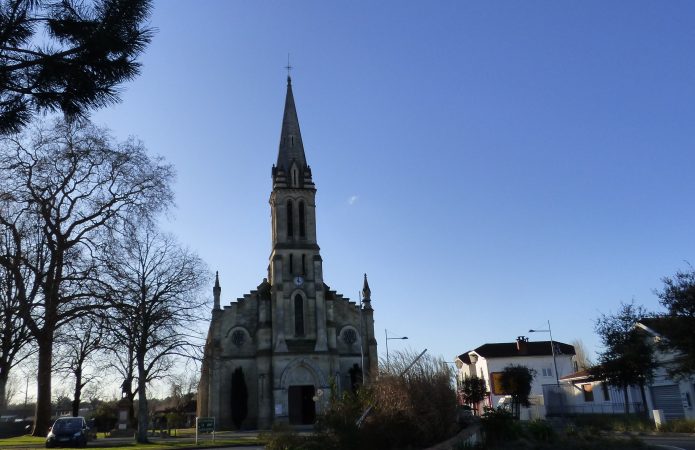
[268,76,327,352]
[199,74,377,429]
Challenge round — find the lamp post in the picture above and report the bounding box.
[529,320,560,387]
[385,329,408,370]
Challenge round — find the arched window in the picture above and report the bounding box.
[298,201,305,237]
[294,294,304,336]
[286,200,293,238]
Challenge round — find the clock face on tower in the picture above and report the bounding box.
[294,276,304,287]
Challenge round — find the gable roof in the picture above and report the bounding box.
[458,341,575,362]
[559,368,593,382]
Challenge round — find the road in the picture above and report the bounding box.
[641,435,695,450]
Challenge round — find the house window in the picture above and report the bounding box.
[582,384,594,402]
[298,201,306,237]
[542,368,553,377]
[294,294,304,336]
[601,383,610,401]
[286,200,294,237]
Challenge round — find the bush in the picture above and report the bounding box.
[261,423,306,450]
[659,419,695,433]
[525,420,555,443]
[480,407,521,444]
[568,413,654,432]
[309,350,458,450]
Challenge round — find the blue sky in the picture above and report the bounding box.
[91,1,695,364]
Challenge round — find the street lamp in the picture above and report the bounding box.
[529,320,560,387]
[385,329,408,370]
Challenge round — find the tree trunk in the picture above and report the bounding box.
[623,386,630,416]
[127,389,137,429]
[638,382,648,418]
[0,370,8,414]
[72,369,82,417]
[136,356,148,443]
[32,336,53,436]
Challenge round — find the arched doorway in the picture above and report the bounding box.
[280,358,327,425]
[288,385,315,424]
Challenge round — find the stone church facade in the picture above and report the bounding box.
[197,76,378,429]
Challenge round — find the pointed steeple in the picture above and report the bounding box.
[276,76,307,172]
[213,271,221,311]
[362,273,372,310]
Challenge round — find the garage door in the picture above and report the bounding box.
[651,385,684,420]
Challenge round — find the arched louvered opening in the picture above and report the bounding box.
[299,201,306,238]
[294,294,304,336]
[286,200,294,238]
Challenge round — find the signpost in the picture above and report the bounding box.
[195,417,215,445]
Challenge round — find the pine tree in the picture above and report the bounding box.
[0,0,152,134]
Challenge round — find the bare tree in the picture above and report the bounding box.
[4,372,20,406]
[102,222,208,443]
[54,316,104,417]
[571,339,594,371]
[0,119,173,435]
[0,223,34,413]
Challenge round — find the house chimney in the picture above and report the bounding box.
[516,336,529,354]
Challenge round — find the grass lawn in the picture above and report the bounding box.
[0,433,265,449]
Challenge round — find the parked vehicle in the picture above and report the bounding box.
[45,416,89,448]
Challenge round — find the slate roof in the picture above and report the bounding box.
[559,368,592,381]
[276,76,307,171]
[457,340,575,363]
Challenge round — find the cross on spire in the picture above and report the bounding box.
[285,54,293,81]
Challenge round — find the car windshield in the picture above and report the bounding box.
[52,418,83,432]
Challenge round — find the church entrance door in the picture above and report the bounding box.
[288,385,315,424]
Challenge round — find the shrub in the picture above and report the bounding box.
[261,423,306,450]
[525,419,555,443]
[568,413,654,432]
[659,419,695,433]
[481,407,521,444]
[310,350,458,450]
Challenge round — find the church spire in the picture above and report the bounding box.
[213,271,221,311]
[362,273,372,310]
[276,76,307,173]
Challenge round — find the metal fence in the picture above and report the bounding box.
[543,384,645,416]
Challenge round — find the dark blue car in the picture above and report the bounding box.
[45,416,89,448]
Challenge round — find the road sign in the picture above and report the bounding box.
[197,417,214,433]
[195,417,215,445]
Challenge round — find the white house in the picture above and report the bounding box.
[455,336,576,418]
[637,318,695,420]
[546,317,694,421]
[551,369,645,415]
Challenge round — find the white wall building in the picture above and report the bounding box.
[637,318,695,421]
[545,318,694,421]
[455,336,576,418]
[552,369,645,415]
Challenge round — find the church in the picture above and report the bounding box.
[197,76,378,429]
